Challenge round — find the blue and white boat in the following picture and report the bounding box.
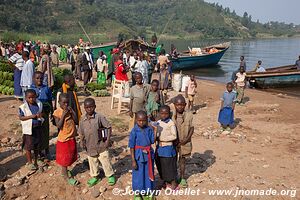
[246,65,300,88]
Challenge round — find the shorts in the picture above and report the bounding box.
[178,142,192,157]
[22,126,42,151]
[188,94,195,102]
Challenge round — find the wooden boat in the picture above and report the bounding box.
[171,42,230,70]
[120,39,156,53]
[246,65,300,88]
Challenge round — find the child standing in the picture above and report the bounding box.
[155,105,178,190]
[172,95,194,188]
[129,72,150,130]
[235,66,247,105]
[53,94,79,185]
[31,71,53,160]
[218,82,236,131]
[185,75,197,113]
[56,74,82,123]
[146,79,162,121]
[159,64,169,104]
[79,98,116,187]
[19,89,44,170]
[128,111,155,200]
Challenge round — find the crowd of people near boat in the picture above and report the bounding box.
[3,37,300,200]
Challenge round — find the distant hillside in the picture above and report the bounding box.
[0,0,299,43]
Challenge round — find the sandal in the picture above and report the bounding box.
[68,178,79,186]
[37,159,46,167]
[26,163,38,171]
[108,175,116,186]
[67,170,73,178]
[179,178,188,188]
[134,194,143,200]
[144,195,154,200]
[87,177,100,187]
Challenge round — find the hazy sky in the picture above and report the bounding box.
[204,0,300,25]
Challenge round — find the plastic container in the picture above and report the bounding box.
[181,76,190,92]
[172,73,183,92]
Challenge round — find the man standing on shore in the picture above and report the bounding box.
[82,46,93,91]
[295,56,300,70]
[240,56,246,71]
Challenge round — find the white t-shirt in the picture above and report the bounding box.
[256,67,266,72]
[235,72,246,87]
[20,60,34,87]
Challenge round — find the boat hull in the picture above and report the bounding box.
[171,48,228,70]
[91,43,116,64]
[250,74,300,88]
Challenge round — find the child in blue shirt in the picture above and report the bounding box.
[218,82,237,132]
[128,111,155,200]
[31,71,53,160]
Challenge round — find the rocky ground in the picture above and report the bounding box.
[0,77,299,200]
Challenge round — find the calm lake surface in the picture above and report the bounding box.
[162,37,300,96]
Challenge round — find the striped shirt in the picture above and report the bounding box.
[9,53,24,70]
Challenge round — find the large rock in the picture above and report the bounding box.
[91,189,100,198]
[4,177,23,189]
[1,137,10,144]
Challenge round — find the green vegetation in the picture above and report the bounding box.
[52,67,73,97]
[0,0,299,43]
[0,60,14,96]
[86,82,106,91]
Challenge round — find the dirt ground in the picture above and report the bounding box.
[0,77,299,200]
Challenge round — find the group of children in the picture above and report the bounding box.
[19,70,195,200]
[127,72,195,199]
[129,95,194,200]
[20,73,116,186]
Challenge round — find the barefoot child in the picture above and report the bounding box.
[129,72,150,130]
[172,95,194,188]
[146,79,162,121]
[56,74,82,123]
[79,98,116,187]
[218,82,236,132]
[19,89,44,170]
[31,71,53,160]
[185,74,197,112]
[156,105,178,190]
[53,94,78,185]
[128,111,155,200]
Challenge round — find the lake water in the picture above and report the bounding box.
[162,37,300,96]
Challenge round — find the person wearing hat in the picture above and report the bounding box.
[9,44,24,99]
[82,46,94,90]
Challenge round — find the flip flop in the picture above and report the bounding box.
[68,178,79,186]
[37,160,46,167]
[134,194,143,200]
[179,179,188,188]
[67,170,73,178]
[108,175,116,186]
[87,177,100,187]
[26,163,38,171]
[144,195,154,200]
